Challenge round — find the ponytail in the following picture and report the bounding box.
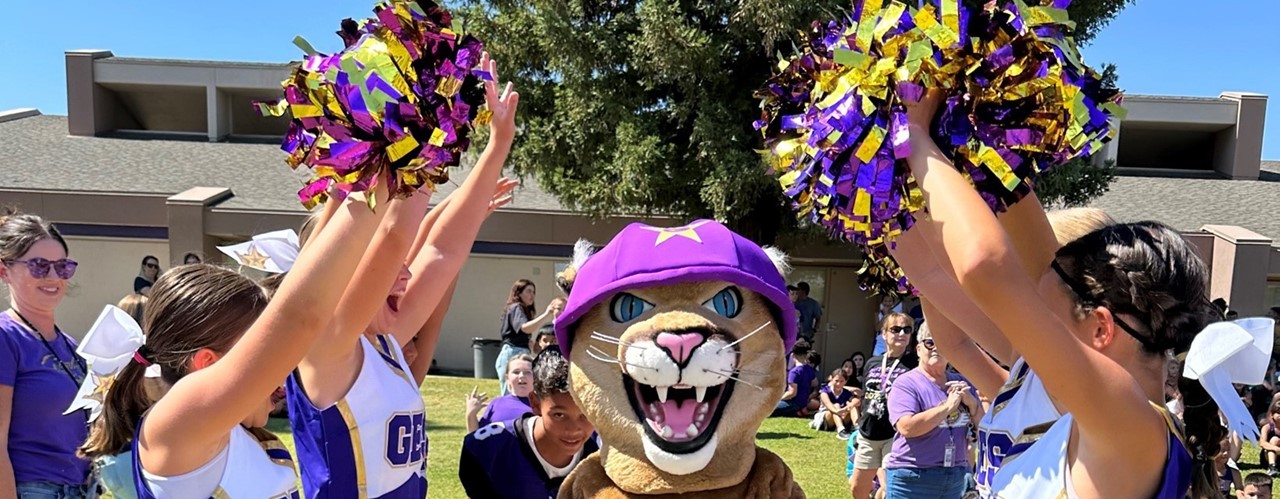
[80,361,152,459]
[1179,376,1225,499]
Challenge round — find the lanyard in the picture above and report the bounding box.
[10,309,86,386]
[878,356,903,394]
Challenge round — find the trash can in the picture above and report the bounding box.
[472,338,503,379]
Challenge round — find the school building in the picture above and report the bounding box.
[0,51,1277,374]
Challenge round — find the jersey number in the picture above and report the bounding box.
[473,422,506,441]
[386,412,426,466]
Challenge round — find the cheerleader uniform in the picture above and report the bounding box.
[131,422,300,498]
[287,334,428,498]
[975,358,1062,497]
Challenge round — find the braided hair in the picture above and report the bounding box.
[1053,221,1222,498]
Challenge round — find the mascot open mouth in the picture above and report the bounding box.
[608,325,746,458]
[622,366,735,454]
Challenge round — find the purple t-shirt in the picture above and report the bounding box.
[885,369,976,469]
[786,364,817,406]
[820,384,854,407]
[478,395,532,428]
[0,314,91,485]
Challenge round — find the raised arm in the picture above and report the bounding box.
[890,226,1013,393]
[295,187,433,407]
[388,53,519,347]
[410,272,460,385]
[920,299,1007,396]
[143,182,389,474]
[899,92,1164,460]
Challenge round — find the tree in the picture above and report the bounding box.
[457,0,1135,242]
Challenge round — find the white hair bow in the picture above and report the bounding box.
[64,305,159,421]
[216,229,300,274]
[1183,317,1276,442]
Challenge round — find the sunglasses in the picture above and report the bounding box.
[144,263,160,270]
[921,338,937,350]
[6,258,78,280]
[888,325,913,335]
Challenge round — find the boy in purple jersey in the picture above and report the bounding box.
[460,348,599,498]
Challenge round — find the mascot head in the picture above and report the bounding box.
[555,220,796,493]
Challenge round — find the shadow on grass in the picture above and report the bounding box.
[757,431,813,440]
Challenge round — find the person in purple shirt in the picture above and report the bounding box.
[459,348,598,499]
[0,211,93,498]
[772,340,818,417]
[817,368,859,440]
[885,323,982,499]
[466,353,535,432]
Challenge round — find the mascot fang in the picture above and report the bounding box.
[555,220,805,498]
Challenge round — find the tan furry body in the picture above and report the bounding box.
[560,447,804,498]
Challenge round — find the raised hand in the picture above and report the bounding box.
[479,52,519,141]
[904,87,945,132]
[465,386,489,417]
[486,177,518,216]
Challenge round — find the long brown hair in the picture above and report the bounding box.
[506,279,536,320]
[80,264,269,458]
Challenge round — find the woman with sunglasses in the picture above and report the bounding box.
[851,313,918,499]
[884,322,981,499]
[0,210,93,498]
[134,256,160,296]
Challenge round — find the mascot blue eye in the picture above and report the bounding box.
[703,287,742,318]
[610,293,654,323]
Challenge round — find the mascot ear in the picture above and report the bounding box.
[761,246,792,279]
[557,239,597,295]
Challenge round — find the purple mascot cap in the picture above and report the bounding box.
[554,219,798,357]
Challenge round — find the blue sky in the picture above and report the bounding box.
[1,1,1276,158]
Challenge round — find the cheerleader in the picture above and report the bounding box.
[890,206,1115,497]
[895,89,1225,498]
[76,179,391,497]
[285,52,520,498]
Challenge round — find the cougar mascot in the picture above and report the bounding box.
[554,220,805,498]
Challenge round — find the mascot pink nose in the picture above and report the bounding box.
[656,332,704,364]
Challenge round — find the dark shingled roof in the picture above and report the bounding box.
[0,114,569,213]
[1087,161,1280,244]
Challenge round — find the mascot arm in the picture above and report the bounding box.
[560,454,631,499]
[753,447,807,499]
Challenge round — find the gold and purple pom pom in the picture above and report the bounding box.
[756,0,1123,296]
[256,0,491,209]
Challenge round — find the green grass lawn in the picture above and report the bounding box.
[267,374,1280,498]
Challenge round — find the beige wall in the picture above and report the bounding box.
[0,236,171,338]
[432,254,565,373]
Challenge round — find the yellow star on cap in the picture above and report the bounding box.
[237,245,271,269]
[641,220,711,246]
